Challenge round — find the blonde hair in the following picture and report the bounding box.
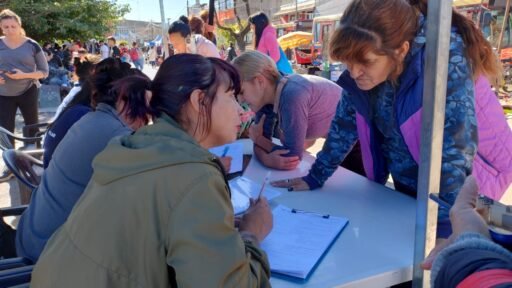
[232,50,280,83]
[0,9,22,25]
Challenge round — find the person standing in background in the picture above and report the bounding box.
[249,12,293,74]
[200,10,217,45]
[107,36,120,59]
[168,16,220,58]
[99,40,109,60]
[0,9,49,182]
[129,42,144,70]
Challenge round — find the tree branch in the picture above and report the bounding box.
[243,0,250,19]
[215,11,237,37]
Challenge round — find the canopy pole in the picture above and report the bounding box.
[497,0,511,53]
[412,0,453,287]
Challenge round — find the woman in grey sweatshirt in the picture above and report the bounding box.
[0,9,49,141]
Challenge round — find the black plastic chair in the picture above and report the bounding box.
[0,265,33,287]
[0,126,43,151]
[2,150,43,205]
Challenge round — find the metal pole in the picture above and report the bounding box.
[412,0,453,287]
[296,0,299,22]
[497,0,511,53]
[159,0,169,59]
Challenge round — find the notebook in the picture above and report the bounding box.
[209,142,244,174]
[229,176,281,215]
[260,205,349,279]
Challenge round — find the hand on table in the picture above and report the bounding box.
[265,149,300,170]
[272,177,310,191]
[239,197,273,243]
[219,156,232,173]
[421,176,489,270]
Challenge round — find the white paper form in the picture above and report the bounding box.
[209,142,244,173]
[260,205,349,279]
[229,177,282,215]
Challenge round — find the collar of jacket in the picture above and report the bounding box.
[95,102,132,131]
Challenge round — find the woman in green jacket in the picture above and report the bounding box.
[31,54,273,287]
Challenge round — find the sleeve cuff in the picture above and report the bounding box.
[436,218,453,239]
[303,174,322,190]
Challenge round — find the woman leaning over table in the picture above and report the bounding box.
[31,54,273,287]
[232,50,365,175]
[274,0,512,239]
[0,9,48,180]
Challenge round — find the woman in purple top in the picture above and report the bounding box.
[233,50,363,171]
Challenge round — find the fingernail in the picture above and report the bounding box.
[288,187,294,191]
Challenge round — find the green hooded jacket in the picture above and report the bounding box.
[31,115,271,288]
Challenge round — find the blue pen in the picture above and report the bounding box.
[221,146,230,157]
[428,193,453,210]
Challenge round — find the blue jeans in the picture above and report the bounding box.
[134,58,144,70]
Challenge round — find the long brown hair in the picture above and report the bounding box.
[330,0,501,84]
[409,0,501,85]
[329,0,418,81]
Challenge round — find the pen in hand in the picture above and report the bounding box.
[256,171,271,203]
[221,146,230,157]
[429,193,453,210]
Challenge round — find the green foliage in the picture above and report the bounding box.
[0,0,130,42]
[216,21,245,47]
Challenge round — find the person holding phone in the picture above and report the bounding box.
[0,9,48,182]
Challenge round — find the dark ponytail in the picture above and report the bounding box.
[249,12,270,49]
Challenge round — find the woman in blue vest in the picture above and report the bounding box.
[273,0,512,239]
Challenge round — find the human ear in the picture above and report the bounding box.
[189,89,205,113]
[397,41,410,60]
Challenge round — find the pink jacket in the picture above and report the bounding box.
[257,25,280,62]
[472,76,512,199]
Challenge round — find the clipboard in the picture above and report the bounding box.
[260,205,349,279]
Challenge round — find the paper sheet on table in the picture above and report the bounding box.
[209,142,244,173]
[260,205,349,279]
[229,177,282,215]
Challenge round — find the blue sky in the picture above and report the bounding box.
[118,0,209,23]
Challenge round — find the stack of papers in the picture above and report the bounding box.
[261,205,349,279]
[229,177,281,215]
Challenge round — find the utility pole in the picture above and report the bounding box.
[187,0,190,17]
[159,0,169,59]
[295,0,299,31]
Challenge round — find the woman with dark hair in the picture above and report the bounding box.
[274,0,512,239]
[16,63,153,262]
[168,15,220,58]
[249,11,293,74]
[53,54,100,119]
[31,54,272,288]
[43,56,114,168]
